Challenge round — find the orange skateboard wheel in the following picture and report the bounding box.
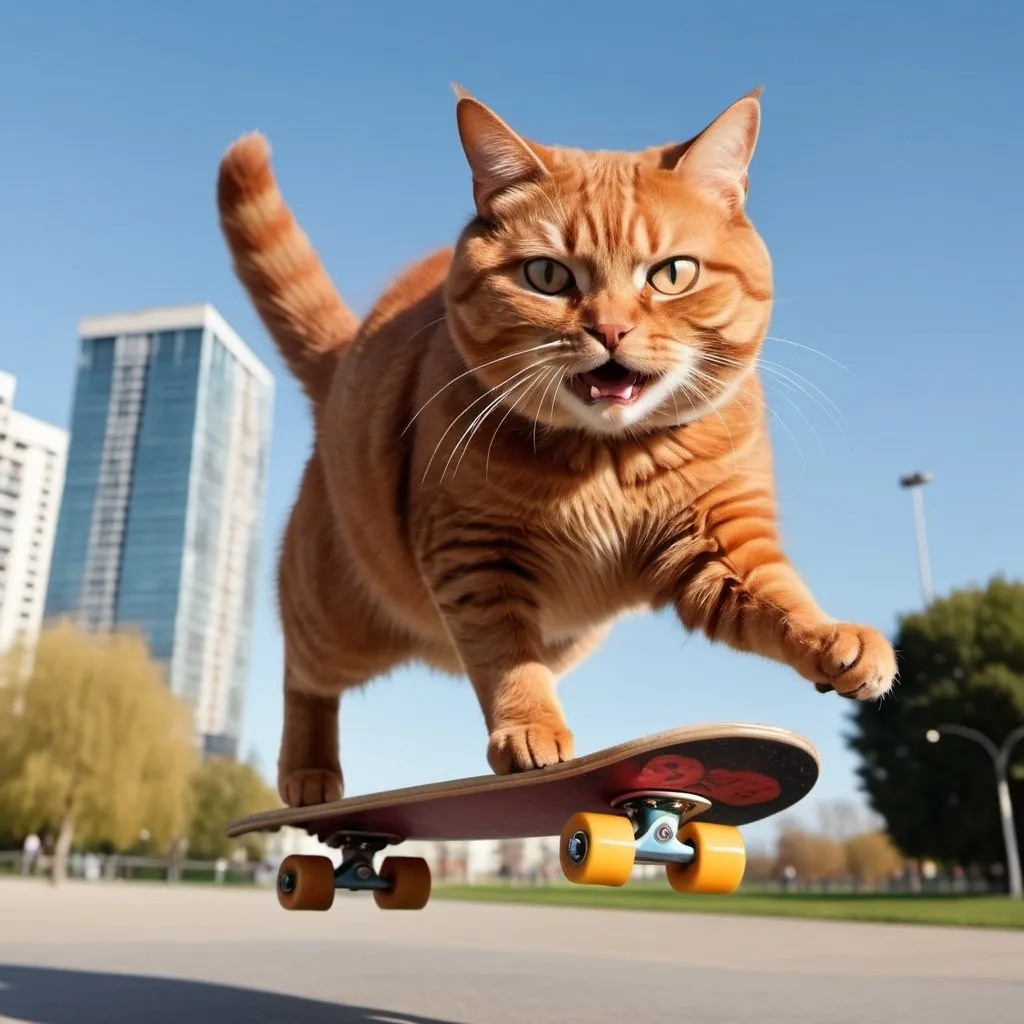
[665,821,746,895]
[277,854,336,911]
[560,811,636,886]
[374,856,432,910]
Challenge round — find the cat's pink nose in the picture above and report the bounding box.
[584,323,634,351]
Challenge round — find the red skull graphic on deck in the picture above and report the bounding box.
[635,755,780,806]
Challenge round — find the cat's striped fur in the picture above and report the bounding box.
[217,88,896,807]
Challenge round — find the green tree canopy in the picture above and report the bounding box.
[187,756,278,861]
[0,619,197,882]
[846,576,1024,879]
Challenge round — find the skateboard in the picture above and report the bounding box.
[225,722,819,912]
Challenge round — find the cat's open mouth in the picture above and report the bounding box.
[570,359,651,405]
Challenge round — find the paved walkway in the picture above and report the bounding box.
[1,879,1022,1022]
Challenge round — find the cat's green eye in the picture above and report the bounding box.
[647,257,699,296]
[523,258,574,295]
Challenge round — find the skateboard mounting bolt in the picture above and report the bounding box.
[566,830,589,866]
[354,864,373,881]
[655,823,674,843]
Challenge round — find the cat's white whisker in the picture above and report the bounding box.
[699,349,849,453]
[762,401,806,468]
[445,375,537,484]
[765,335,849,374]
[757,358,847,427]
[655,343,753,430]
[532,368,561,455]
[402,314,448,350]
[460,372,550,482]
[767,383,826,451]
[772,378,852,459]
[402,339,567,434]
[685,368,738,472]
[548,367,568,427]
[487,370,551,479]
[421,360,556,484]
[669,389,683,425]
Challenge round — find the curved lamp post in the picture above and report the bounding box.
[899,471,934,605]
[926,724,1024,898]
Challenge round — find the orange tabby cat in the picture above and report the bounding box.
[217,87,897,807]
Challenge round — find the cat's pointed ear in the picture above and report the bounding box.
[453,86,551,215]
[662,88,762,213]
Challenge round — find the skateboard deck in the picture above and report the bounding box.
[226,723,819,912]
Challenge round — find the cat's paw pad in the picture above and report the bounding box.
[487,720,574,774]
[279,768,343,807]
[809,623,897,701]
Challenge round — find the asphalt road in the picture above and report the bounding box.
[2,879,1023,1023]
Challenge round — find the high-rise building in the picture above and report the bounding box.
[0,370,69,652]
[43,303,274,758]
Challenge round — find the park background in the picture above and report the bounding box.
[1,1,1023,928]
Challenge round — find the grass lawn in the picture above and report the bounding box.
[433,882,1024,929]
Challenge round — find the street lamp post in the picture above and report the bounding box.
[900,471,934,605]
[926,724,1024,898]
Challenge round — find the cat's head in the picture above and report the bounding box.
[445,87,772,439]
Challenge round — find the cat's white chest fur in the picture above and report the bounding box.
[537,500,648,643]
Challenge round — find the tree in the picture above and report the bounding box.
[742,841,777,883]
[0,620,196,883]
[816,799,879,843]
[844,831,903,886]
[187,757,279,861]
[775,827,846,881]
[846,576,1024,881]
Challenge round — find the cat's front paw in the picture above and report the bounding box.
[487,719,574,774]
[799,622,897,700]
[279,767,343,807]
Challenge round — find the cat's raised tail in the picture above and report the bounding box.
[217,132,359,405]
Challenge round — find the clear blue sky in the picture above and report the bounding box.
[2,2,1022,850]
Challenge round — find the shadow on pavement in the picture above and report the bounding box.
[0,965,453,1024]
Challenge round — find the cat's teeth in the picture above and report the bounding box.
[590,384,636,401]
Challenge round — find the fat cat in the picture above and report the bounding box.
[216,87,897,807]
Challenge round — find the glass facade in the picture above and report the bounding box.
[44,339,117,625]
[115,329,202,664]
[44,307,273,754]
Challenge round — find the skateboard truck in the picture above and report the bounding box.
[276,831,432,912]
[279,833,393,896]
[611,790,709,866]
[564,790,708,869]
[560,790,747,893]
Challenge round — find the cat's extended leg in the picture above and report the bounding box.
[656,504,897,700]
[476,656,574,774]
[426,559,573,773]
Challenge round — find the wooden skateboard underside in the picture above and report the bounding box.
[226,723,819,848]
